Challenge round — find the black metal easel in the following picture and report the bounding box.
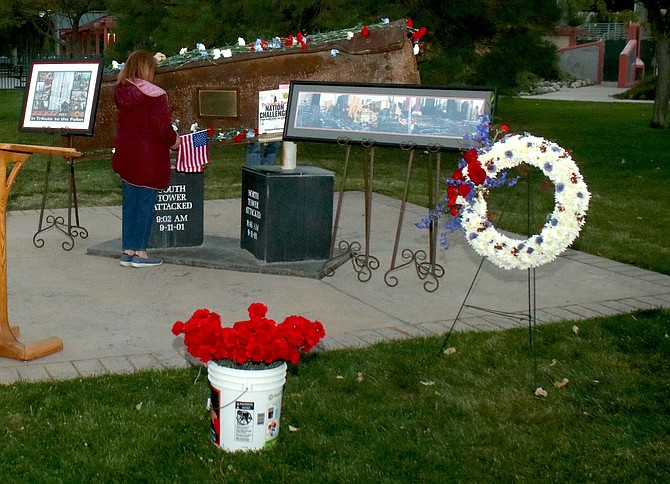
[32,132,88,251]
[326,138,445,292]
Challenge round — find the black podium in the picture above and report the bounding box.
[148,168,204,248]
[241,165,334,262]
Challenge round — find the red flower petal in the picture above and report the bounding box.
[412,27,427,41]
[361,26,369,37]
[171,321,185,335]
[464,148,479,165]
[233,131,247,143]
[468,162,487,185]
[458,184,471,198]
[248,302,268,319]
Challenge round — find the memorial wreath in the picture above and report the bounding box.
[420,117,591,271]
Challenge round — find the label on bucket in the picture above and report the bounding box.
[234,402,255,442]
[209,387,221,446]
[266,402,280,440]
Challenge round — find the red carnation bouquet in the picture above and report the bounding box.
[172,303,326,369]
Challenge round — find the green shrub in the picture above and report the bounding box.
[417,45,475,87]
[515,70,542,92]
[470,28,559,93]
[614,75,657,101]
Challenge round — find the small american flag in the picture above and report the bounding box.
[176,129,210,172]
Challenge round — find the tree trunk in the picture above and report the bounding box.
[650,35,670,128]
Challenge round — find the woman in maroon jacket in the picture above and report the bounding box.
[112,50,178,267]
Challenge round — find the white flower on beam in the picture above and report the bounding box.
[237,37,246,46]
[222,49,232,58]
[212,48,222,60]
[413,44,420,55]
[330,49,339,57]
[347,31,354,40]
[179,47,188,55]
[196,42,206,51]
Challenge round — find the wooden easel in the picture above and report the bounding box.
[0,143,81,360]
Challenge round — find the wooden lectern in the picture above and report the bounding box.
[0,143,81,360]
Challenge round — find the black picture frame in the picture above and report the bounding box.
[282,81,496,151]
[19,59,104,136]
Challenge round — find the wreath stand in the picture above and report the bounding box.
[326,138,445,292]
[439,261,537,356]
[438,169,540,355]
[0,143,81,360]
[32,132,89,251]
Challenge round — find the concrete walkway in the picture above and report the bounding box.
[1,192,668,384]
[523,81,648,103]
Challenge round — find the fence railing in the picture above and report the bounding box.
[578,23,629,41]
[0,54,68,90]
[0,64,27,90]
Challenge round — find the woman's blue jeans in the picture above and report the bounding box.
[122,182,159,251]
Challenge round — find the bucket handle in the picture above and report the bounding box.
[210,386,249,411]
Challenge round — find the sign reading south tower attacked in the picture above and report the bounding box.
[148,169,204,248]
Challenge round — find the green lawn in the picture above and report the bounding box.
[1,310,668,481]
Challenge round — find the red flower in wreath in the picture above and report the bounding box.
[463,148,479,165]
[467,161,487,185]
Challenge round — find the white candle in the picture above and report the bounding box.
[281,142,297,170]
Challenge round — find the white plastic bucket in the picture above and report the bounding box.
[207,361,287,451]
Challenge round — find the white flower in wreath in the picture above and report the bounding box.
[460,133,590,271]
